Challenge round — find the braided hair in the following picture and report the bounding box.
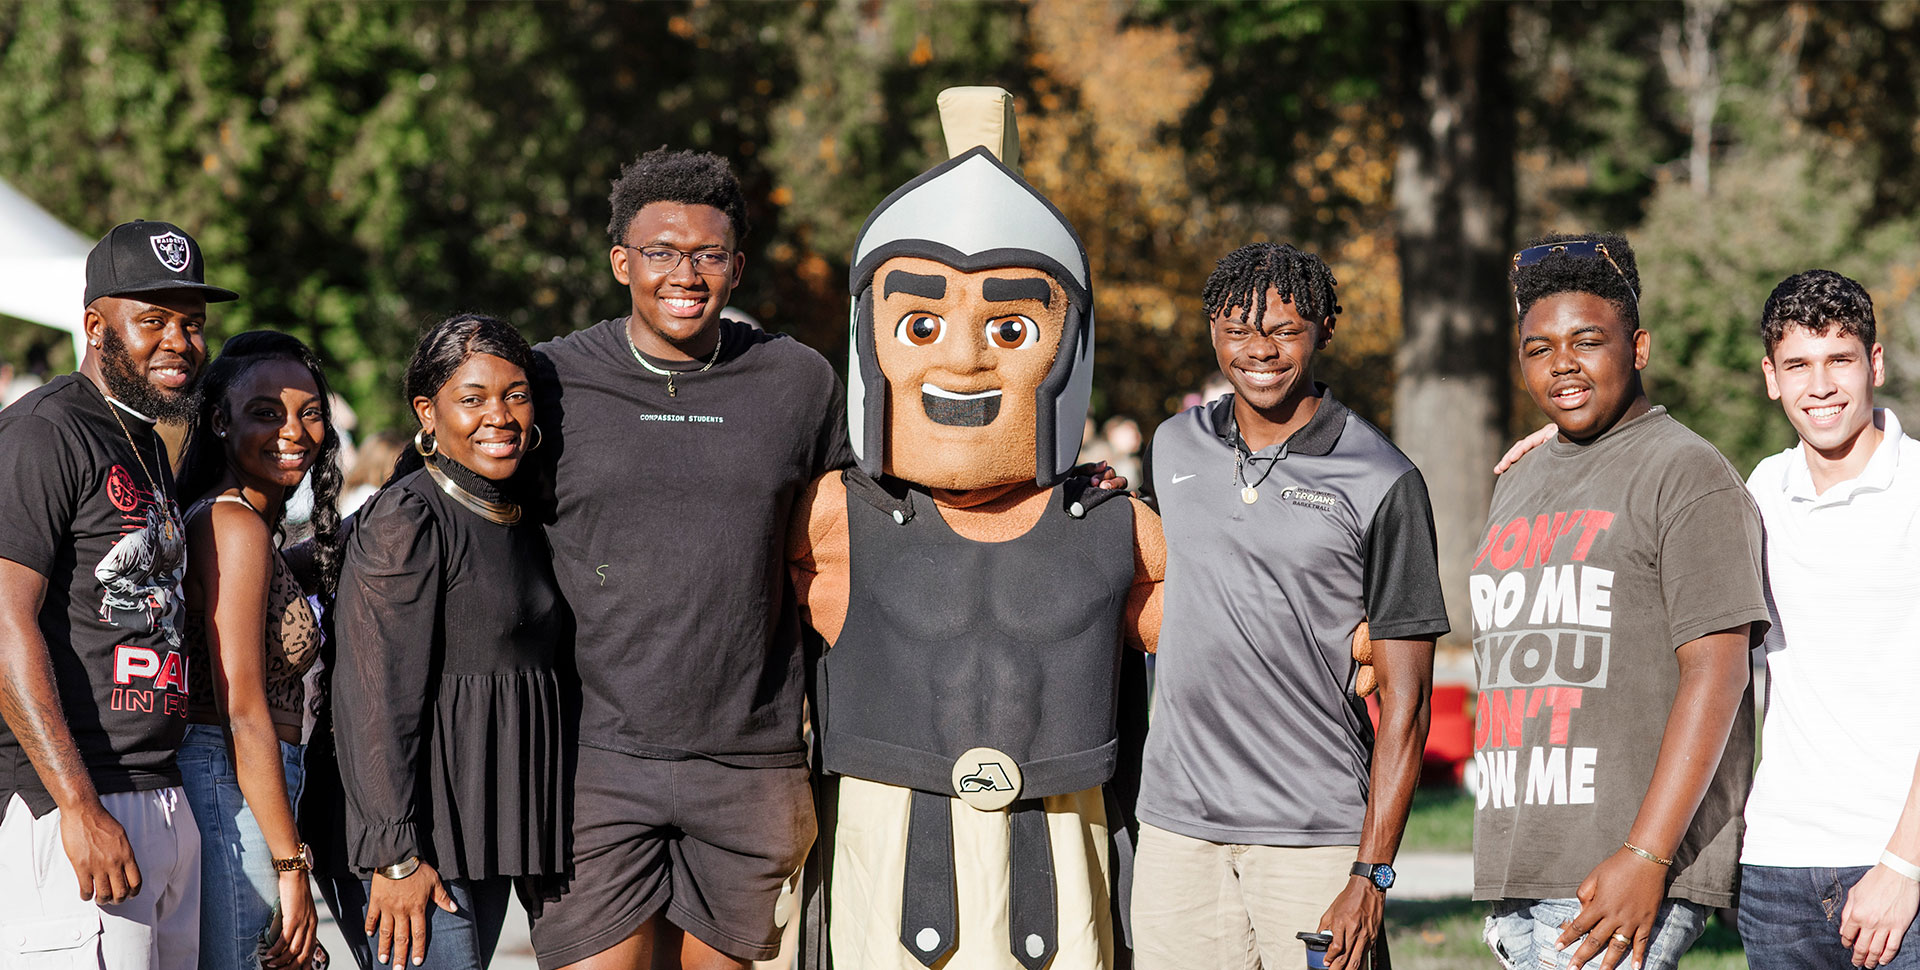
[1511,231,1642,328]
[607,147,751,246]
[177,330,345,603]
[1201,242,1341,328]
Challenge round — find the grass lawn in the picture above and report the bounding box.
[1400,786,1475,853]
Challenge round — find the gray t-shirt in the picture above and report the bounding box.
[1137,390,1449,845]
[1469,406,1767,908]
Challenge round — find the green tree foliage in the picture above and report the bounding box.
[0,0,812,430]
[5,0,1918,481]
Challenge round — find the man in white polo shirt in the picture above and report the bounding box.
[1738,270,1920,970]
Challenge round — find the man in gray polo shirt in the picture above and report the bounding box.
[1133,242,1448,970]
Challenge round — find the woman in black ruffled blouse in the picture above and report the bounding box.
[331,314,566,970]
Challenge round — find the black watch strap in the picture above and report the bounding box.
[1350,861,1394,890]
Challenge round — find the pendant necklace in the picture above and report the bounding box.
[105,397,177,540]
[627,327,722,398]
[1229,411,1285,505]
[424,460,522,526]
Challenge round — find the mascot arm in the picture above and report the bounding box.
[1124,496,1166,654]
[787,470,852,644]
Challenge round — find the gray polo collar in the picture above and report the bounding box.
[1207,385,1349,457]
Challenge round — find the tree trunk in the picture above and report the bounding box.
[1391,1,1516,649]
[1660,0,1724,196]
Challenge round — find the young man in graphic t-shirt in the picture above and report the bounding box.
[1737,271,1920,970]
[0,221,234,970]
[1471,233,1768,970]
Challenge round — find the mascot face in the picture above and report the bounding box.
[872,256,1069,489]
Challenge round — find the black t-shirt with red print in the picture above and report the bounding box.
[0,374,190,817]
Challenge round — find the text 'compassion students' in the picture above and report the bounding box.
[331,315,568,970]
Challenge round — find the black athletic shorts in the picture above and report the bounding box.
[527,746,814,966]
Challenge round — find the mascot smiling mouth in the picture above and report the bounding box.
[921,383,1002,427]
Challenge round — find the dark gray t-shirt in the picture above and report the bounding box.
[1469,406,1767,908]
[1137,390,1449,845]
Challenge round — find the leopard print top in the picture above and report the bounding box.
[184,496,321,734]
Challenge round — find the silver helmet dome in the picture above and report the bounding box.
[846,146,1094,487]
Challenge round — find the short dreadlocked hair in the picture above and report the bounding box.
[1760,269,1876,355]
[607,147,751,246]
[1201,242,1341,329]
[1511,231,1641,328]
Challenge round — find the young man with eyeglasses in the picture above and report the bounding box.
[1472,232,1768,970]
[520,149,852,970]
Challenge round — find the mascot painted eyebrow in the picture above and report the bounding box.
[789,87,1166,969]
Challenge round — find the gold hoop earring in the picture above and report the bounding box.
[526,425,543,452]
[413,429,437,457]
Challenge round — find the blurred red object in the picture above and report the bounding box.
[1367,684,1472,787]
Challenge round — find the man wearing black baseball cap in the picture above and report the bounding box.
[0,220,234,969]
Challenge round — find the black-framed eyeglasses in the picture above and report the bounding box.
[621,244,735,276]
[1511,240,1639,302]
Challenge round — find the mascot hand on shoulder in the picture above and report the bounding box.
[788,87,1165,970]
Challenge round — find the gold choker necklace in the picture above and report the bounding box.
[425,461,521,526]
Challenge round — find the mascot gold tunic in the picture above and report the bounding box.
[788,88,1165,969]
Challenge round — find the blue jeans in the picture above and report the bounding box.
[1741,864,1920,969]
[177,723,308,970]
[1484,897,1710,970]
[327,877,513,970]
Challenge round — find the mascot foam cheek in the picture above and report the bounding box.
[869,256,1069,490]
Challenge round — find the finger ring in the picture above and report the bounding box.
[1611,933,1632,945]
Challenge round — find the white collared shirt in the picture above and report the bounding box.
[1743,408,1920,866]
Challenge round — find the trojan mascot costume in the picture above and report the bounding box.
[789,88,1165,969]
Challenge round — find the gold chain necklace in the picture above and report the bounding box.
[424,460,522,526]
[104,397,179,542]
[627,326,722,398]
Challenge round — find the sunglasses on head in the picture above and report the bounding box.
[1511,240,1640,302]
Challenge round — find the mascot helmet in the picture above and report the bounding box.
[846,90,1094,488]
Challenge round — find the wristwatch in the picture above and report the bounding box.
[377,856,421,880]
[272,843,313,873]
[1351,861,1395,891]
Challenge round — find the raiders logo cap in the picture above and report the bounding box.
[84,219,239,306]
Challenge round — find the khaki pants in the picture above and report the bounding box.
[1130,822,1356,970]
[0,789,201,970]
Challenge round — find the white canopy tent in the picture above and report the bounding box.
[0,177,90,364]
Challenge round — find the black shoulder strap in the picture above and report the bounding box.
[843,468,918,524]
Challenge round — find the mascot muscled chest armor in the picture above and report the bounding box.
[788,88,1165,970]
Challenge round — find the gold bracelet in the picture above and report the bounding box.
[271,843,312,873]
[1622,841,1672,867]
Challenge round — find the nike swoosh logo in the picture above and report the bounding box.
[1171,473,1197,484]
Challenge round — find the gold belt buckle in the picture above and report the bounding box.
[951,746,1023,811]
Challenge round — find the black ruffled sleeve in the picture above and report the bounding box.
[332,483,443,871]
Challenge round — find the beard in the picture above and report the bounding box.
[99,328,201,423]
